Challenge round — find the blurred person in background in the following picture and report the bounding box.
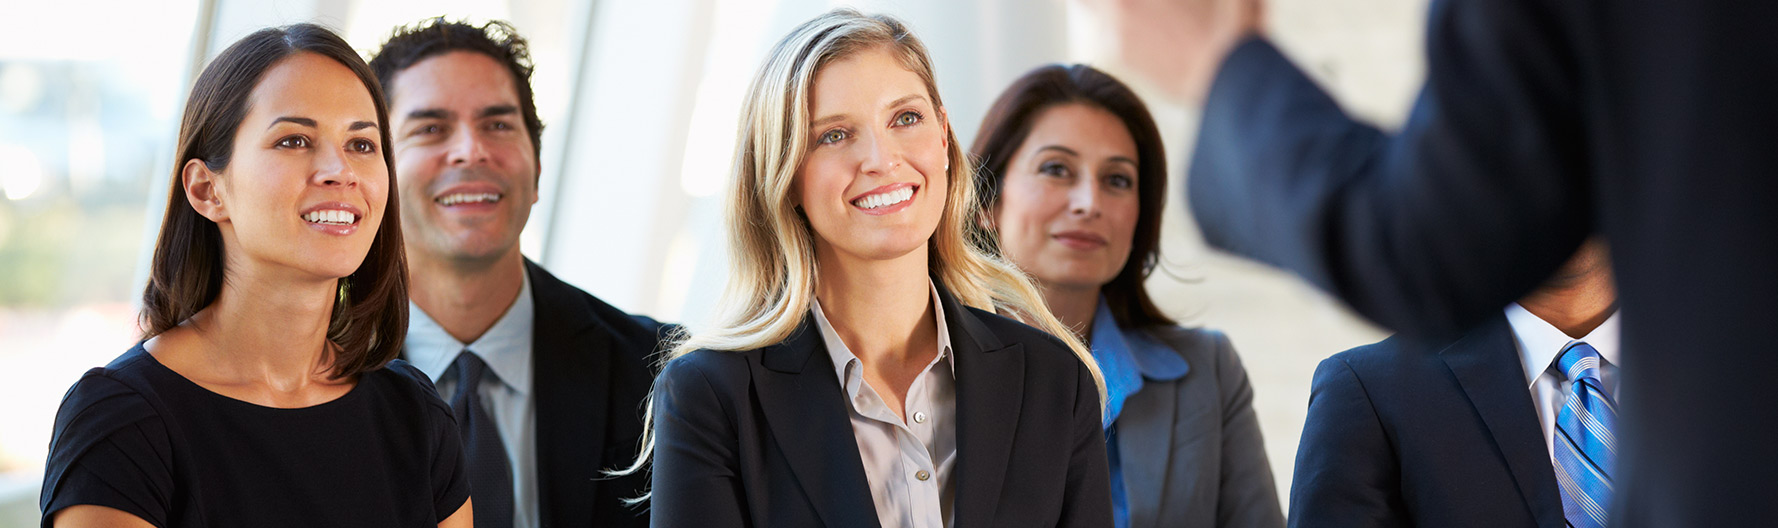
[40,24,471,528]
[1082,0,1778,523]
[629,9,1113,527]
[1291,240,1618,527]
[369,18,662,528]
[972,63,1282,528]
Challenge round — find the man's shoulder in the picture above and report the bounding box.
[526,260,668,339]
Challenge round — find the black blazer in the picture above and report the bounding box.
[648,283,1113,527]
[1289,316,1562,528]
[1186,0,1778,523]
[404,260,665,528]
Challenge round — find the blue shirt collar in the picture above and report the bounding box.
[1088,296,1190,428]
[405,271,536,395]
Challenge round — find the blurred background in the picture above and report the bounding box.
[0,0,1425,522]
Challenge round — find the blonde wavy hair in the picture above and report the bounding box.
[614,8,1106,494]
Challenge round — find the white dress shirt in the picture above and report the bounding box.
[405,272,538,528]
[811,281,956,528]
[1504,302,1622,461]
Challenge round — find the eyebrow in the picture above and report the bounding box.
[809,94,930,128]
[406,108,450,120]
[268,116,317,129]
[478,105,519,119]
[349,121,378,132]
[1036,146,1140,168]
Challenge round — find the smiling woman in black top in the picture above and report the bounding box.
[39,24,471,528]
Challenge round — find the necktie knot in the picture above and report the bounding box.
[1557,342,1604,385]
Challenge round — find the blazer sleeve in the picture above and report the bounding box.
[1288,356,1405,528]
[649,354,748,528]
[1188,0,1592,338]
[1208,334,1285,528]
[1059,352,1116,527]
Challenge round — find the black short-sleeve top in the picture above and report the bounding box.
[39,344,470,528]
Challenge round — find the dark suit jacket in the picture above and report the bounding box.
[405,260,665,528]
[648,283,1113,527]
[1288,316,1562,528]
[1187,0,1778,523]
[1121,327,1282,528]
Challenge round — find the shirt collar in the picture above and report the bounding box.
[813,279,956,395]
[1088,296,1190,428]
[405,271,536,394]
[1504,302,1622,388]
[1091,297,1190,382]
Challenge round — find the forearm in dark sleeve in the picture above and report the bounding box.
[1188,0,1592,338]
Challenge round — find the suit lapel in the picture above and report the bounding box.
[1439,317,1565,527]
[1116,376,1178,528]
[753,314,882,528]
[529,261,612,527]
[943,285,1026,527]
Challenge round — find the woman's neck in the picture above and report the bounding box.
[181,260,340,391]
[1039,282,1102,340]
[813,242,938,366]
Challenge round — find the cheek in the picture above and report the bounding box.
[1107,195,1142,249]
[995,183,1062,258]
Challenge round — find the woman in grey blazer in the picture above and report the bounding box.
[971,64,1285,528]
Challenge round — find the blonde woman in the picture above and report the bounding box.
[635,9,1111,528]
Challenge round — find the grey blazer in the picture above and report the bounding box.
[1118,326,1284,528]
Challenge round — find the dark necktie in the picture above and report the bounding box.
[450,351,514,528]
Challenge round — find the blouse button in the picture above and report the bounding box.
[915,470,931,481]
[913,411,927,424]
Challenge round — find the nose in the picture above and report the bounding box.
[1069,174,1101,219]
[313,143,360,188]
[448,126,490,167]
[857,130,901,176]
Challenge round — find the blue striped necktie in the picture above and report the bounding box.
[1553,342,1616,528]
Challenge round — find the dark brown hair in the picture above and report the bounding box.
[970,64,1174,329]
[141,23,407,379]
[368,18,545,162]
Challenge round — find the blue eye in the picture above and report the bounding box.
[818,129,849,145]
[893,111,922,126]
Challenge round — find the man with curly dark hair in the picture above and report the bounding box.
[371,18,658,528]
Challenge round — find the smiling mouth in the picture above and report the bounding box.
[302,209,358,225]
[435,192,502,206]
[851,186,916,210]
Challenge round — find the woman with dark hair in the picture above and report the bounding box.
[972,64,1283,528]
[40,24,471,528]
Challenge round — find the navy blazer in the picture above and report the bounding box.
[1187,0,1778,523]
[405,260,666,527]
[648,283,1113,527]
[1289,316,1563,527]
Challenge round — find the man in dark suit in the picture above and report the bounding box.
[369,19,660,528]
[1080,0,1778,524]
[1291,241,1617,527]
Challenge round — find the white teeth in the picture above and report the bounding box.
[436,192,501,206]
[303,209,357,225]
[853,187,914,210]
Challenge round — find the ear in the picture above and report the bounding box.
[183,159,229,223]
